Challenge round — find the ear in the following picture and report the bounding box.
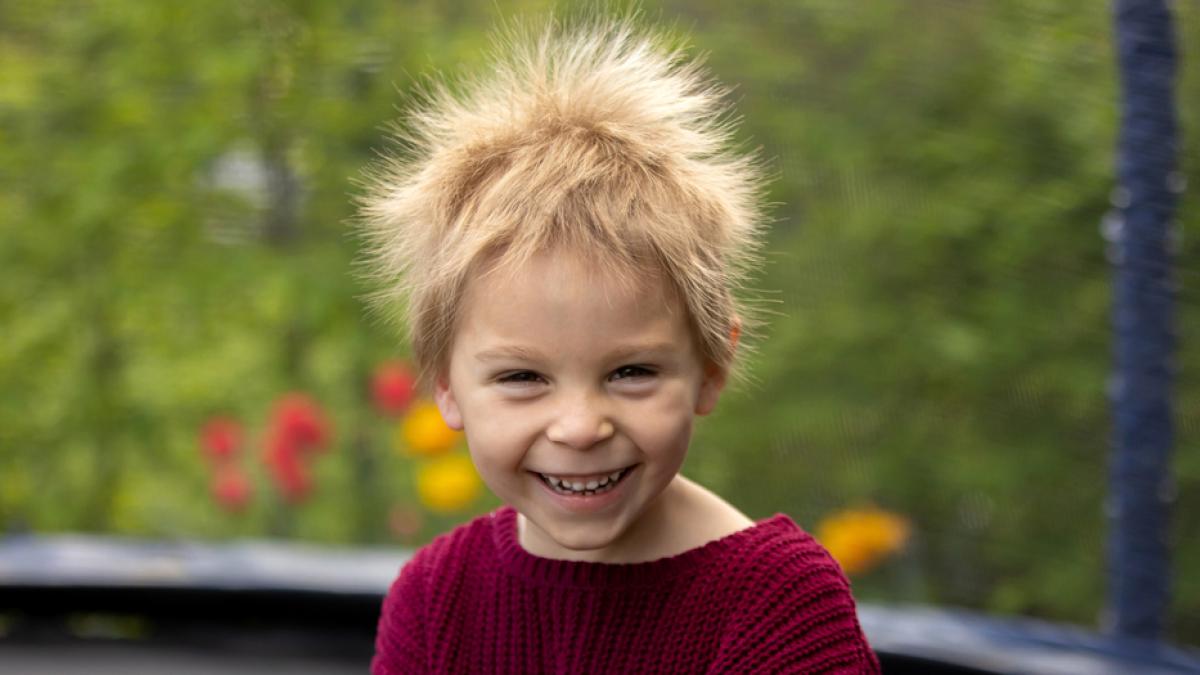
[729,316,742,352]
[695,317,741,416]
[433,371,465,431]
[695,361,728,416]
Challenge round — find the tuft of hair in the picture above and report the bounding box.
[357,13,771,394]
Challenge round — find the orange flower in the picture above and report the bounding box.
[397,401,461,456]
[816,506,910,576]
[416,454,482,514]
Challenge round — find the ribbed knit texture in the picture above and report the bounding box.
[372,506,880,673]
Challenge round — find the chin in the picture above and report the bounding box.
[532,509,630,555]
[549,527,621,553]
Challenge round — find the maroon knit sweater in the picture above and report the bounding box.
[372,506,880,673]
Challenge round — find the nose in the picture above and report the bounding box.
[546,391,615,450]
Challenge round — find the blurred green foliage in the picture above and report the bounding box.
[1,0,1198,645]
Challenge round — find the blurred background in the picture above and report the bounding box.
[2,0,1198,652]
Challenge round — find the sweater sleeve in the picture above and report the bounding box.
[708,538,881,674]
[371,553,429,675]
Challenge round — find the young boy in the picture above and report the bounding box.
[361,15,880,673]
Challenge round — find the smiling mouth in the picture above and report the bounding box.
[534,465,636,496]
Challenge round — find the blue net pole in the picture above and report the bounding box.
[1106,0,1180,642]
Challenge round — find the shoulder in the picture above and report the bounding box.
[373,510,502,674]
[380,509,502,619]
[712,516,881,673]
[406,509,499,573]
[738,515,845,582]
[715,515,855,610]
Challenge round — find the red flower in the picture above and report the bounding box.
[263,431,313,503]
[258,392,330,504]
[372,361,416,416]
[269,392,331,454]
[212,464,252,511]
[200,417,243,463]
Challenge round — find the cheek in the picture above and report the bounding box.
[463,406,539,468]
[643,417,694,457]
[463,424,526,498]
[626,388,696,456]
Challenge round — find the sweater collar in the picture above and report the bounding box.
[490,505,797,588]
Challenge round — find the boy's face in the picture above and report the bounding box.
[434,249,726,562]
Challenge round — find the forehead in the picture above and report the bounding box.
[454,248,692,354]
[471,244,677,307]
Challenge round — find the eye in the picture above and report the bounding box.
[498,370,544,385]
[611,365,655,381]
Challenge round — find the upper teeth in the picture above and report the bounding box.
[542,469,625,491]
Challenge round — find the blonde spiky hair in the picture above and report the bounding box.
[358,14,770,394]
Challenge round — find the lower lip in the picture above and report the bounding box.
[533,466,638,513]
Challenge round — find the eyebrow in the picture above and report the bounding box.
[474,345,544,363]
[473,342,678,364]
[605,342,679,362]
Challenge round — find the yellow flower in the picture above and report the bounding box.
[816,506,910,576]
[416,454,482,514]
[397,401,461,456]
